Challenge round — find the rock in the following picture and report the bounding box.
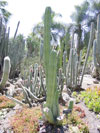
[62,93,70,102]
[15,78,23,87]
[6,83,15,96]
[0,111,3,116]
[70,126,80,133]
[39,125,46,133]
[85,67,91,74]
[14,88,23,95]
[32,103,37,107]
[92,67,100,78]
[13,104,22,110]
[63,125,69,131]
[63,109,72,115]
[97,125,100,131]
[93,80,99,84]
[5,81,10,87]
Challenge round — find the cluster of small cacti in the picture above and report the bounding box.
[0,6,97,129]
[65,31,80,89]
[22,64,46,105]
[0,56,11,91]
[63,22,94,89]
[8,34,25,78]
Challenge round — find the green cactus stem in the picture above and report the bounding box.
[44,6,51,86]
[43,7,61,125]
[93,40,100,70]
[0,56,11,89]
[80,22,94,85]
[63,51,67,76]
[43,50,60,124]
[68,100,74,110]
[93,14,100,71]
[40,41,43,62]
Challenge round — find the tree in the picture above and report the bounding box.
[26,34,40,57]
[87,0,100,27]
[32,10,65,46]
[70,1,90,58]
[0,0,11,23]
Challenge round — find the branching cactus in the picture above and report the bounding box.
[66,22,94,89]
[43,7,61,125]
[22,64,45,104]
[0,56,11,90]
[92,14,100,77]
[66,32,79,89]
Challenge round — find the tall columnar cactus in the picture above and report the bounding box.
[43,50,60,124]
[63,51,67,76]
[43,7,61,125]
[80,22,94,85]
[66,32,79,88]
[0,56,11,90]
[44,7,51,86]
[93,14,100,74]
[40,41,43,62]
[0,17,10,72]
[66,22,94,89]
[59,40,64,68]
[8,34,25,78]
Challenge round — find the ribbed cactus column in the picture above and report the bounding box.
[63,51,67,76]
[43,7,60,125]
[93,14,100,71]
[80,22,94,85]
[44,50,60,124]
[44,7,51,86]
[0,56,11,89]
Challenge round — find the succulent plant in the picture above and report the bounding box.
[42,7,62,125]
[80,22,94,85]
[0,17,10,72]
[65,22,94,89]
[8,34,25,78]
[0,56,11,90]
[92,14,100,78]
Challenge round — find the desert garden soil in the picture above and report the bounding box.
[1,102,100,133]
[76,102,100,133]
[0,104,22,133]
[0,74,100,133]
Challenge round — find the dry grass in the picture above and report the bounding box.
[10,106,42,133]
[0,95,15,109]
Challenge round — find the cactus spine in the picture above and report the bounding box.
[0,56,11,89]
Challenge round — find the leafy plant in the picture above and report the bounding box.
[79,86,100,113]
